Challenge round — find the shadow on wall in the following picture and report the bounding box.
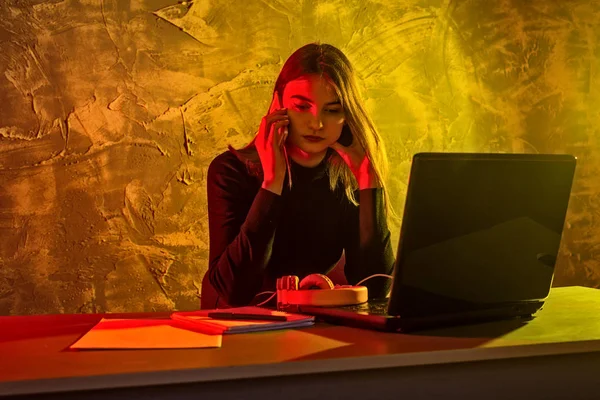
[0,0,599,315]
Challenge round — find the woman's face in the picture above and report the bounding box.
[282,74,345,159]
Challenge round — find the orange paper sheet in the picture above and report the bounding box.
[70,318,222,350]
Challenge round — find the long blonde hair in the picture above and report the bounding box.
[231,43,394,219]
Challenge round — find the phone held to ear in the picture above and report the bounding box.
[337,126,353,147]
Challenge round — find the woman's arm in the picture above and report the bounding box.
[206,152,282,306]
[330,134,394,298]
[343,188,395,298]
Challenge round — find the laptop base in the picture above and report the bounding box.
[298,301,542,333]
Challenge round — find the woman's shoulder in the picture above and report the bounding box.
[208,148,261,190]
[208,149,247,177]
[210,149,242,167]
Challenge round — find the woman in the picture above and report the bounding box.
[201,43,395,309]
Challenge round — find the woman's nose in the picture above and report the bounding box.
[308,113,324,130]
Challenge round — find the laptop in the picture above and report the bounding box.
[299,152,577,332]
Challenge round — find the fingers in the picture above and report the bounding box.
[269,91,282,114]
[263,111,287,140]
[270,119,289,148]
[278,126,289,148]
[259,91,288,152]
[267,112,289,122]
[257,109,286,146]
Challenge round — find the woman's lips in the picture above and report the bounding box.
[303,135,325,142]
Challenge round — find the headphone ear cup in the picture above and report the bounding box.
[299,274,335,290]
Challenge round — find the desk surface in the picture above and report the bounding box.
[1,286,600,398]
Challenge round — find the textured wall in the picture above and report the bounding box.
[0,0,599,315]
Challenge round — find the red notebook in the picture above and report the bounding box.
[171,306,315,335]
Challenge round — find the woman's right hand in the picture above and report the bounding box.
[256,91,289,195]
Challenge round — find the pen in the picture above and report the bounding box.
[207,312,288,321]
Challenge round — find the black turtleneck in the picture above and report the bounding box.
[201,149,394,308]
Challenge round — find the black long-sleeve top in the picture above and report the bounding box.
[201,149,394,309]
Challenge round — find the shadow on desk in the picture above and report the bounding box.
[287,318,528,362]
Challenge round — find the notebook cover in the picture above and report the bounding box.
[171,306,315,334]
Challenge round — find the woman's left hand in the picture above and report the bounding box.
[330,136,380,190]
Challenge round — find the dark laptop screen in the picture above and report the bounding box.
[388,153,576,317]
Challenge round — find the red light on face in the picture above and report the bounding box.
[281,75,345,166]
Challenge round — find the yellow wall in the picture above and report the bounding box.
[0,0,598,314]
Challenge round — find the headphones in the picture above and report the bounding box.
[276,273,367,309]
[298,273,335,290]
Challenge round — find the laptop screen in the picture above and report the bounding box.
[388,153,576,317]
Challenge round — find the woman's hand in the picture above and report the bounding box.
[256,92,289,195]
[330,129,380,190]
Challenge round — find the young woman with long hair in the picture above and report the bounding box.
[201,43,394,308]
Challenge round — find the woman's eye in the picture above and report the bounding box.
[294,103,311,110]
[325,108,342,114]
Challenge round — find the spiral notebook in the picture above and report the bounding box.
[171,306,315,334]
